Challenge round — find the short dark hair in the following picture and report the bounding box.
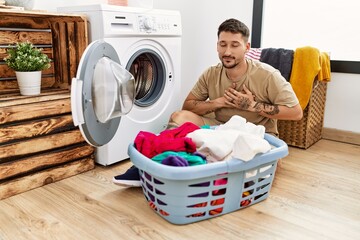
[217,18,250,42]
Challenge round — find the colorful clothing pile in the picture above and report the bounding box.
[134,122,207,166]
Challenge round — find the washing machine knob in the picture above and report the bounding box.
[143,17,153,30]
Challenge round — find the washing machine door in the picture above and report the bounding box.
[71,40,135,147]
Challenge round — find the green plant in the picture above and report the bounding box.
[3,41,51,72]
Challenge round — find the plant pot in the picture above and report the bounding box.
[15,71,41,96]
[5,0,35,10]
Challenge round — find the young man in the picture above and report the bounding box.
[113,18,302,187]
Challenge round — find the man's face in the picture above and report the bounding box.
[217,31,249,69]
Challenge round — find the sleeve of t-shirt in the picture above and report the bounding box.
[267,71,299,108]
[190,68,211,101]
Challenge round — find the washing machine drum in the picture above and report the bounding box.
[71,40,135,147]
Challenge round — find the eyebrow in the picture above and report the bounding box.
[218,40,241,45]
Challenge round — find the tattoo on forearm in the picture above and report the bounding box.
[192,100,210,106]
[192,100,215,114]
[192,100,201,106]
[254,102,280,115]
[266,105,280,115]
[253,102,263,113]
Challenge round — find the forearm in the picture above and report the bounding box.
[182,99,222,116]
[251,102,303,120]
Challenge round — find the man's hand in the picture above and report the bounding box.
[224,84,255,111]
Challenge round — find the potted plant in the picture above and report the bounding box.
[4,41,51,95]
[5,0,35,10]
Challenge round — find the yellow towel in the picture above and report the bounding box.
[317,52,331,82]
[290,46,321,110]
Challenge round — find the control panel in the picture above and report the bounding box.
[58,4,182,37]
[138,14,180,34]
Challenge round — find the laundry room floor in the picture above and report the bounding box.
[0,139,359,240]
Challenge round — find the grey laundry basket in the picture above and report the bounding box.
[128,133,288,225]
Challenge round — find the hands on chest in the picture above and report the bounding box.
[224,83,256,111]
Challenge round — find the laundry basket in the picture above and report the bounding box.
[278,79,328,149]
[128,134,288,225]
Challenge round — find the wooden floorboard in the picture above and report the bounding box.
[0,139,359,240]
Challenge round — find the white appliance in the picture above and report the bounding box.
[59,4,182,165]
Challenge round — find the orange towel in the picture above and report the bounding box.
[317,52,331,82]
[290,46,321,110]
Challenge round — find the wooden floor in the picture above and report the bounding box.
[0,139,359,240]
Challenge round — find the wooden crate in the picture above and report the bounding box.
[0,10,94,200]
[0,9,88,92]
[278,80,328,149]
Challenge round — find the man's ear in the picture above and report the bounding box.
[246,42,251,51]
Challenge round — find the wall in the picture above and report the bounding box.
[33,0,104,11]
[324,73,360,132]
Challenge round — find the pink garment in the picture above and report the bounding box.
[245,48,262,60]
[134,122,200,158]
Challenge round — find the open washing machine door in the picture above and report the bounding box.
[71,40,135,147]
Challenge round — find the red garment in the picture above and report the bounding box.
[158,122,200,138]
[134,122,200,158]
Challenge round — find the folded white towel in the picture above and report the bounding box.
[187,115,271,162]
[232,133,271,161]
[217,115,265,138]
[187,129,238,162]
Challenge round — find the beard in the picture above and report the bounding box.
[221,56,239,69]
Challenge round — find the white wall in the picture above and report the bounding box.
[261,0,360,134]
[33,0,103,11]
[324,73,360,133]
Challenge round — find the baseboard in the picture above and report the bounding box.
[322,128,360,145]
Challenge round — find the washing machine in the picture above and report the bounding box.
[59,4,182,165]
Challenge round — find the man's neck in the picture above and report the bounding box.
[225,59,248,82]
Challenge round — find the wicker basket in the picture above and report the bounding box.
[278,79,328,149]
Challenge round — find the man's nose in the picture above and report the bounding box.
[224,46,232,55]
